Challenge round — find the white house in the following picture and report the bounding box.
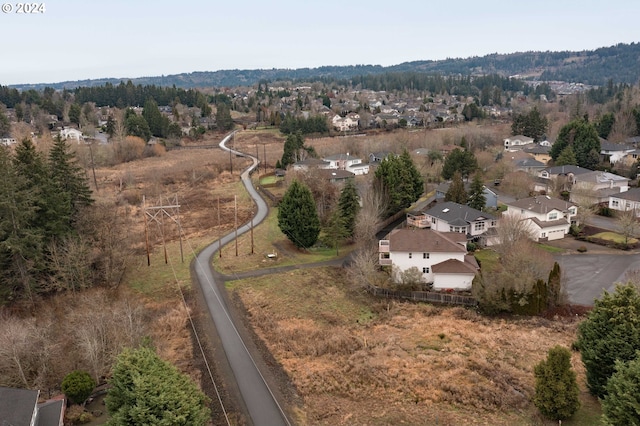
[504,196,577,241]
[59,127,84,143]
[378,228,478,291]
[423,202,497,238]
[609,187,640,215]
[331,113,359,132]
[600,140,634,164]
[571,170,630,204]
[322,153,369,175]
[504,135,534,151]
[0,137,17,146]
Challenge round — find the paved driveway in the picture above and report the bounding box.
[554,252,640,306]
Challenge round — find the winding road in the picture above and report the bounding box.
[192,132,291,426]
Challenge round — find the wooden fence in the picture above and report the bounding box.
[364,283,477,307]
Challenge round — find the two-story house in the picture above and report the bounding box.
[322,153,369,175]
[434,182,498,209]
[600,140,635,164]
[423,202,497,239]
[571,170,630,204]
[503,196,577,241]
[609,187,640,215]
[378,228,479,290]
[0,387,65,426]
[504,135,534,151]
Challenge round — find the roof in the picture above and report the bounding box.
[424,201,495,223]
[505,135,534,142]
[386,228,467,253]
[317,169,354,181]
[574,170,629,184]
[432,258,478,274]
[506,196,575,214]
[524,144,551,154]
[0,387,39,425]
[600,140,634,152]
[611,187,640,202]
[37,398,65,426]
[514,158,546,168]
[529,217,571,229]
[292,158,330,167]
[323,153,361,161]
[542,165,592,176]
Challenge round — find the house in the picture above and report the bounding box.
[369,151,393,164]
[434,182,498,209]
[0,386,65,426]
[571,170,630,204]
[317,168,355,183]
[322,153,369,175]
[514,158,547,174]
[537,165,593,193]
[1,137,17,146]
[504,196,577,241]
[332,113,359,132]
[291,157,330,172]
[59,127,84,143]
[378,228,479,290]
[504,135,534,150]
[523,144,552,163]
[609,187,640,215]
[423,201,497,239]
[600,140,634,164]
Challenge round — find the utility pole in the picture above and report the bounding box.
[234,195,238,256]
[88,140,99,192]
[143,194,183,265]
[143,195,150,266]
[263,143,267,173]
[218,197,222,258]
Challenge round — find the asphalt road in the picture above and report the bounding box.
[554,252,640,306]
[193,132,291,426]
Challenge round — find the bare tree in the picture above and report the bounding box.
[500,171,533,199]
[0,316,52,388]
[495,213,536,258]
[617,210,639,245]
[354,182,387,247]
[570,188,597,229]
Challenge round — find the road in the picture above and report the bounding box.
[193,132,291,426]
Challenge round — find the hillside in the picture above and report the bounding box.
[10,42,640,91]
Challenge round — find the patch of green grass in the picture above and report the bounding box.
[474,249,500,272]
[561,393,602,426]
[590,231,637,244]
[259,175,278,185]
[536,243,565,253]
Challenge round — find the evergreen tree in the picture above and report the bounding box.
[534,346,580,421]
[400,149,424,201]
[278,180,320,249]
[68,103,82,126]
[442,148,477,180]
[374,154,420,218]
[445,171,468,204]
[142,98,168,138]
[62,370,96,406]
[596,112,615,139]
[323,209,349,255]
[511,107,549,142]
[602,355,640,426]
[550,119,601,169]
[0,107,10,137]
[125,111,151,142]
[338,179,360,238]
[48,136,93,235]
[467,173,486,211]
[280,132,304,168]
[555,146,578,166]
[106,346,210,425]
[576,283,640,397]
[216,103,234,131]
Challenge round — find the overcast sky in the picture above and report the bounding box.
[1,0,638,85]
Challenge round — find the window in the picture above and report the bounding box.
[548,212,558,220]
[491,221,496,227]
[423,253,429,259]
[541,232,546,238]
[449,226,453,232]
[408,253,412,259]
[432,217,436,224]
[612,200,619,207]
[474,221,485,231]
[422,267,430,274]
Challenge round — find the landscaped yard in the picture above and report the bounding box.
[590,231,638,244]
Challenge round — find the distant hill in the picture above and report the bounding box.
[11,42,640,90]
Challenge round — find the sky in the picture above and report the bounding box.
[1,0,639,86]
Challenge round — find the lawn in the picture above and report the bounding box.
[537,243,566,253]
[474,248,500,271]
[590,231,638,244]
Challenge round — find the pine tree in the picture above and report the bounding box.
[602,355,640,426]
[374,153,422,218]
[576,283,640,397]
[534,345,580,420]
[338,179,360,238]
[280,132,304,168]
[216,103,234,131]
[511,107,549,142]
[278,180,320,249]
[400,149,424,200]
[442,148,478,180]
[467,173,486,211]
[106,346,210,425]
[142,98,168,138]
[323,209,349,255]
[125,112,151,142]
[550,119,601,169]
[445,171,468,204]
[555,145,578,166]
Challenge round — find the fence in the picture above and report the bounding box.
[364,283,477,307]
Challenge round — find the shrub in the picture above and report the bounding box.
[577,246,588,253]
[61,370,96,406]
[534,346,580,420]
[602,354,640,425]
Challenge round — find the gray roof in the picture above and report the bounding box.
[600,140,634,152]
[506,196,575,214]
[524,144,551,154]
[424,201,495,223]
[386,228,467,253]
[323,153,360,161]
[37,398,65,426]
[515,158,546,168]
[542,165,592,176]
[611,187,640,202]
[529,217,571,229]
[0,387,39,425]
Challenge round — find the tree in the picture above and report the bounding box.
[62,370,96,406]
[338,179,360,238]
[467,173,486,210]
[550,119,601,169]
[216,103,234,131]
[0,107,10,137]
[400,149,424,201]
[278,180,320,249]
[374,152,422,218]
[142,99,169,138]
[106,346,210,426]
[68,103,82,126]
[280,132,304,168]
[125,110,151,142]
[511,107,548,142]
[617,210,639,246]
[445,171,468,204]
[596,112,616,139]
[602,354,640,426]
[441,148,477,180]
[555,145,578,166]
[323,209,349,255]
[576,283,640,397]
[533,345,580,421]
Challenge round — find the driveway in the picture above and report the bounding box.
[548,237,640,305]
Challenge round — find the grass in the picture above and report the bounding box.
[590,231,638,244]
[213,208,355,274]
[474,248,500,271]
[536,243,566,253]
[259,175,278,185]
[560,393,602,426]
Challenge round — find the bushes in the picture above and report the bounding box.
[61,370,96,405]
[534,346,580,420]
